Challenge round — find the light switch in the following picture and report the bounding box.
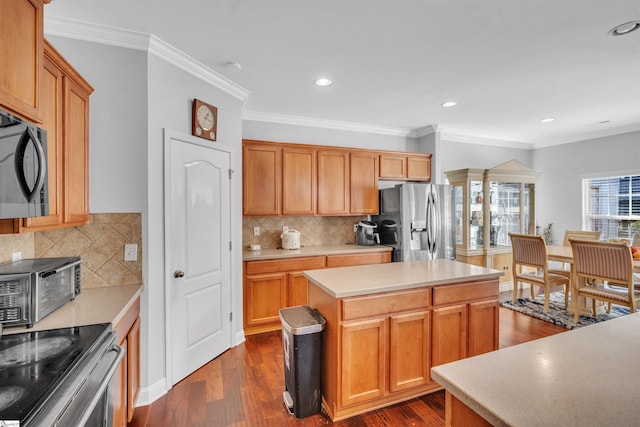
[124,244,138,261]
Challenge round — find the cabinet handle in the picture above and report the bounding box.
[174,270,185,278]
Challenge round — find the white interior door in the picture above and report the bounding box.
[165,131,232,385]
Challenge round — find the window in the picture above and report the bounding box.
[583,174,640,240]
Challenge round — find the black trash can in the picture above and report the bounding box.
[279,305,326,418]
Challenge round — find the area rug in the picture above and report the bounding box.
[500,292,629,329]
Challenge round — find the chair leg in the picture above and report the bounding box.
[530,283,535,299]
[591,299,596,317]
[564,285,569,308]
[543,290,550,313]
[607,303,612,314]
[573,292,580,324]
[512,280,518,304]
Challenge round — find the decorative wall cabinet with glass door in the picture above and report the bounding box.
[445,160,541,283]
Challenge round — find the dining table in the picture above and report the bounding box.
[546,244,640,315]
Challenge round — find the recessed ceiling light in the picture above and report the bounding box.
[540,117,555,123]
[608,20,640,36]
[315,78,332,86]
[441,101,457,108]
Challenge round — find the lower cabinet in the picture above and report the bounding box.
[309,277,499,421]
[243,252,391,335]
[112,298,141,427]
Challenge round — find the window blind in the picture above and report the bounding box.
[582,175,640,240]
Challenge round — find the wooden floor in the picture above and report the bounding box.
[129,290,566,427]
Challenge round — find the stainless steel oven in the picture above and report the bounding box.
[0,323,124,427]
[0,257,82,328]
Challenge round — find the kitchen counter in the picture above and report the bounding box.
[243,243,391,261]
[2,284,143,335]
[431,312,640,426]
[304,258,503,298]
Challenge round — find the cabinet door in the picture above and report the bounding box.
[325,252,391,268]
[282,147,316,215]
[244,273,287,327]
[350,152,379,214]
[288,272,309,307]
[0,0,42,122]
[317,150,350,215]
[492,253,513,283]
[64,76,91,225]
[379,154,406,179]
[406,155,431,181]
[22,53,64,229]
[390,311,431,392]
[127,317,141,422]
[341,318,386,407]
[431,304,467,366]
[243,142,280,215]
[468,300,499,357]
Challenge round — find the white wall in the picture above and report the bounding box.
[45,35,245,405]
[533,130,640,242]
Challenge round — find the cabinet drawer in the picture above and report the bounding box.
[432,280,499,306]
[245,256,325,275]
[326,252,391,268]
[342,289,429,321]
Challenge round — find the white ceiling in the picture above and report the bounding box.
[44,0,640,148]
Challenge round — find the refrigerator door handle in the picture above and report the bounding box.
[427,191,437,254]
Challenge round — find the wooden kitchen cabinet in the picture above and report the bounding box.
[317,150,350,215]
[350,151,379,214]
[243,141,280,215]
[243,252,390,335]
[113,297,141,426]
[282,146,316,215]
[0,40,93,233]
[307,275,498,421]
[0,0,43,122]
[379,152,431,181]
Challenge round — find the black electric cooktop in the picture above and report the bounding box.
[0,323,110,423]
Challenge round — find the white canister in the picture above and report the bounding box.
[281,229,301,250]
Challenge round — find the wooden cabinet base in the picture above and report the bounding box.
[445,391,492,427]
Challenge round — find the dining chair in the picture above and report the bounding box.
[510,233,571,313]
[549,229,601,280]
[570,238,640,324]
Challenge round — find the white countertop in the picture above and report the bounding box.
[431,312,640,426]
[243,243,392,261]
[304,259,503,298]
[2,284,143,335]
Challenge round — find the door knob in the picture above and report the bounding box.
[174,270,185,278]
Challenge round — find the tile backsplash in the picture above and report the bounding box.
[0,213,142,289]
[243,216,367,249]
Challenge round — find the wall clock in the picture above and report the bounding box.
[192,98,218,141]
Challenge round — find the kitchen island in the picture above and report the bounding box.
[431,311,640,427]
[305,259,503,421]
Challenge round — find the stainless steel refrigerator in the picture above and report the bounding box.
[372,183,455,262]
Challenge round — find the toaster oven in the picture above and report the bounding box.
[0,257,81,328]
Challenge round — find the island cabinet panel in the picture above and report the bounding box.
[317,150,350,215]
[389,311,431,392]
[431,304,467,367]
[282,147,316,215]
[307,274,500,421]
[340,318,387,406]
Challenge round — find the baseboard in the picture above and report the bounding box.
[135,377,168,407]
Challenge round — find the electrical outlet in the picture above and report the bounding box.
[12,251,22,262]
[124,244,138,262]
[283,226,289,232]
[253,226,260,236]
[354,224,358,232]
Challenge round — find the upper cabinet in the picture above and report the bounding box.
[317,150,350,215]
[282,146,316,215]
[0,0,43,122]
[379,152,431,181]
[243,141,281,215]
[350,151,379,214]
[0,40,93,233]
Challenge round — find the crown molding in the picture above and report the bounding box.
[440,132,534,150]
[44,16,250,102]
[530,123,640,149]
[242,110,415,137]
[408,125,438,138]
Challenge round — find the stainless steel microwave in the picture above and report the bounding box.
[0,257,81,328]
[0,107,49,219]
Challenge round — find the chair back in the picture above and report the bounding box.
[509,233,547,269]
[570,239,633,286]
[562,230,601,246]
